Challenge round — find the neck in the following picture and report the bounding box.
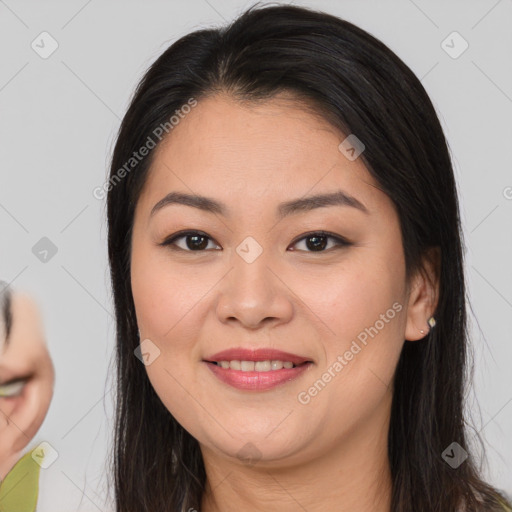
[200,397,393,512]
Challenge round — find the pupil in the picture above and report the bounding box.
[187,235,208,250]
[307,235,326,251]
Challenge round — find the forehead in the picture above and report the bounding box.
[139,93,385,216]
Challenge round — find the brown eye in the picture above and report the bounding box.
[160,231,220,251]
[160,230,351,253]
[289,231,351,253]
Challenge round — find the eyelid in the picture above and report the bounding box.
[159,229,221,250]
[288,230,351,249]
[160,229,352,252]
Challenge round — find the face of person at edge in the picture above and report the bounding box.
[130,92,437,510]
[0,293,54,480]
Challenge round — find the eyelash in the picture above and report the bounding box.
[159,230,352,253]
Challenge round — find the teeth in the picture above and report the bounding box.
[241,361,254,371]
[216,360,298,371]
[255,361,270,371]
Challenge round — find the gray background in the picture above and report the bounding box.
[0,0,511,510]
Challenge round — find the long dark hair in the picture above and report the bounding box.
[106,4,511,511]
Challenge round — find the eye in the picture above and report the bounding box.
[160,230,351,253]
[159,230,221,252]
[288,231,351,252]
[0,377,28,398]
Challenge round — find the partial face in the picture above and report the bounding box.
[130,93,412,466]
[0,291,54,478]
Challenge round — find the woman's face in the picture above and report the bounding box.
[130,93,429,467]
[0,292,54,478]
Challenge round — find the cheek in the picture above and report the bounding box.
[0,398,17,420]
[130,249,207,428]
[295,252,406,408]
[131,244,206,341]
[297,256,405,352]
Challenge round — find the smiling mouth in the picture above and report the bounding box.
[204,359,313,391]
[205,360,310,371]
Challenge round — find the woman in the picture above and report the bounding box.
[0,282,55,510]
[106,4,512,511]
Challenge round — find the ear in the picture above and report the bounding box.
[404,247,441,342]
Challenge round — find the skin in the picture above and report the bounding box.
[130,92,439,512]
[0,292,54,480]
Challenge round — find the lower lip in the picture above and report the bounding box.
[205,361,312,391]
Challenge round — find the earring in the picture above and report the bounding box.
[137,328,140,339]
[419,316,436,335]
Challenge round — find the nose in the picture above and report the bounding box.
[215,248,294,330]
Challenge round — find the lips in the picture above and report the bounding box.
[204,348,313,366]
[203,348,314,391]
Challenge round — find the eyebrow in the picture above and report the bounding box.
[150,189,369,219]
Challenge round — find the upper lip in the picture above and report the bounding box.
[204,348,313,366]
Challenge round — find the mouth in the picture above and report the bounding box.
[203,348,314,391]
[204,347,313,367]
[206,360,309,370]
